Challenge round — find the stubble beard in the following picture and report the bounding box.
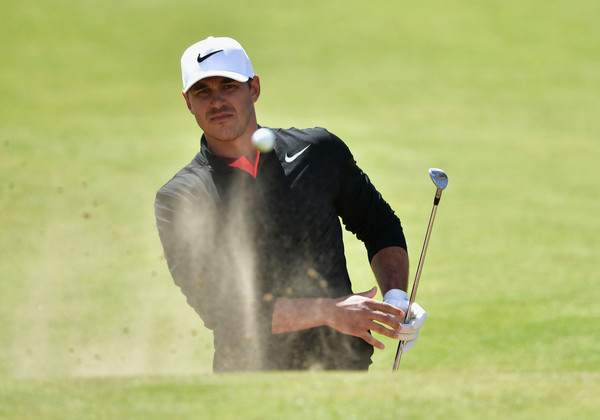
[202,106,254,145]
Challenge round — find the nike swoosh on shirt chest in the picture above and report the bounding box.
[284,145,310,163]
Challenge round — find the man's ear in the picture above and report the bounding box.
[250,76,261,103]
[182,91,194,114]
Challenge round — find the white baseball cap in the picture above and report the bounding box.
[181,36,255,93]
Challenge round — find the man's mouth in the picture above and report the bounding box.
[208,108,234,122]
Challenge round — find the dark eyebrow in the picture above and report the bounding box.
[189,82,209,92]
[190,77,239,92]
[219,78,240,85]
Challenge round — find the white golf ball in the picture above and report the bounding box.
[251,128,276,152]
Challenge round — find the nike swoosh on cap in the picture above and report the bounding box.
[197,49,223,63]
[285,145,310,163]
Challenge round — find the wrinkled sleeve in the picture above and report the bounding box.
[154,172,276,359]
[332,135,407,262]
[154,175,226,330]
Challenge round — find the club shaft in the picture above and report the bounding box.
[393,188,442,372]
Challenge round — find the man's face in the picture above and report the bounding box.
[183,76,260,145]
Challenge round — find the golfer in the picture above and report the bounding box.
[155,36,427,371]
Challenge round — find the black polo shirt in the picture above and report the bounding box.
[155,127,406,371]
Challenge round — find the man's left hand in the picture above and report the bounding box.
[383,289,427,352]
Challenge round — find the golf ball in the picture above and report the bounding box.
[251,128,276,152]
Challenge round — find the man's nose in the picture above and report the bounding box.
[209,89,227,107]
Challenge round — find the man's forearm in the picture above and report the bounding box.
[272,247,408,335]
[370,246,409,295]
[271,297,331,334]
[271,288,404,348]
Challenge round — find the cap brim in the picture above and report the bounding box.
[182,71,250,93]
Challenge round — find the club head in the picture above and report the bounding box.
[429,168,448,190]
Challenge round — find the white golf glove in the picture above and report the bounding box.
[383,289,427,352]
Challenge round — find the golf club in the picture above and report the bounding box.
[392,168,448,372]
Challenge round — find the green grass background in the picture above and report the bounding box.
[1,0,599,418]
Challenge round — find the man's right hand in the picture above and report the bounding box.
[324,286,405,349]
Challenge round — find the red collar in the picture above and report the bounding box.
[221,151,261,178]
